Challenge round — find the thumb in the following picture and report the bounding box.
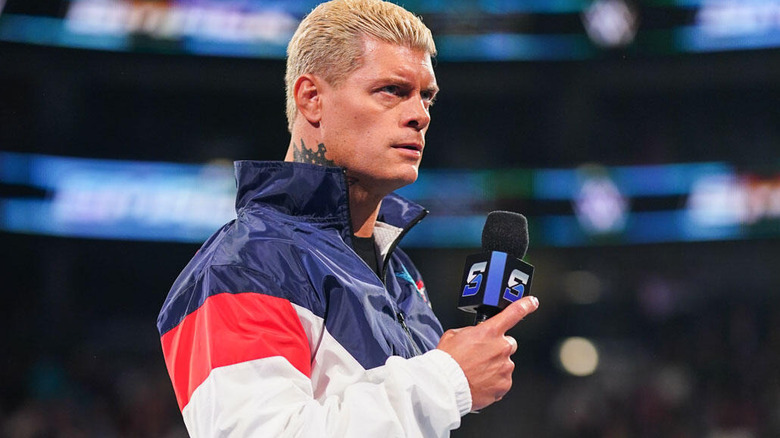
[481,296,539,334]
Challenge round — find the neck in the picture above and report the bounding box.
[285,134,384,238]
[348,183,383,238]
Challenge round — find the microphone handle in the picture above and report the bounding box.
[474,305,500,325]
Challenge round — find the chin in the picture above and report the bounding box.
[357,164,420,194]
[390,168,419,191]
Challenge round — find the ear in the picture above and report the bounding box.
[294,74,323,126]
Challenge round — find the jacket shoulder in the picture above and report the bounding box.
[158,209,325,335]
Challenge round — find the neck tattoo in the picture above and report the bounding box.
[293,139,336,167]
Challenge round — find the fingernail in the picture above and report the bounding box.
[530,296,539,308]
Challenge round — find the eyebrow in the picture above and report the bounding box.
[388,76,439,92]
[372,74,439,97]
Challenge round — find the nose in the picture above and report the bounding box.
[403,95,431,131]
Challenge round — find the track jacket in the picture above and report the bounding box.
[157,161,472,437]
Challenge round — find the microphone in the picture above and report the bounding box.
[458,211,535,324]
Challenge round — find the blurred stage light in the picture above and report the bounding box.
[697,1,780,37]
[582,0,638,48]
[573,166,629,235]
[558,337,600,377]
[562,270,603,304]
[655,364,693,406]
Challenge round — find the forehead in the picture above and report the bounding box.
[349,38,437,85]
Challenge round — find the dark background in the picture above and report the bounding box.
[2,31,780,437]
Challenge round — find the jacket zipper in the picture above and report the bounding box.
[340,168,426,358]
[383,211,427,358]
[396,311,422,357]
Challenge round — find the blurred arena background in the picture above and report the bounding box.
[2,0,780,436]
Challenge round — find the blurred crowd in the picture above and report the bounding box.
[1,355,185,437]
[542,298,780,438]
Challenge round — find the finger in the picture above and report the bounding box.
[483,296,539,334]
[504,335,517,354]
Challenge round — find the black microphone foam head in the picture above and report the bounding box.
[481,211,529,259]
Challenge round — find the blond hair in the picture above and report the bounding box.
[285,0,436,132]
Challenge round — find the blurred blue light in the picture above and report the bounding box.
[1,152,776,247]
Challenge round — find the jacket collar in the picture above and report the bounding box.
[233,161,427,234]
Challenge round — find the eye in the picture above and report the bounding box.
[379,85,402,95]
[421,90,437,106]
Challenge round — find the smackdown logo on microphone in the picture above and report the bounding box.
[458,252,535,314]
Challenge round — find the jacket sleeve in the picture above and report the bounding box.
[160,285,472,438]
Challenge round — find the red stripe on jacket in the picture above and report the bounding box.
[160,292,312,410]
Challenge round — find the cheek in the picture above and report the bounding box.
[324,105,372,139]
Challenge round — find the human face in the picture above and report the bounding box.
[317,38,438,196]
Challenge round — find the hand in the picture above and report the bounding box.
[436,296,539,411]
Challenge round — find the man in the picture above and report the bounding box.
[157,0,539,436]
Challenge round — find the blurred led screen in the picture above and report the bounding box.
[3,152,780,247]
[1,0,780,60]
[0,152,237,242]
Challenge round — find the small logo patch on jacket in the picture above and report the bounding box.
[396,265,430,306]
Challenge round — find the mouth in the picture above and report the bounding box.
[393,143,423,152]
